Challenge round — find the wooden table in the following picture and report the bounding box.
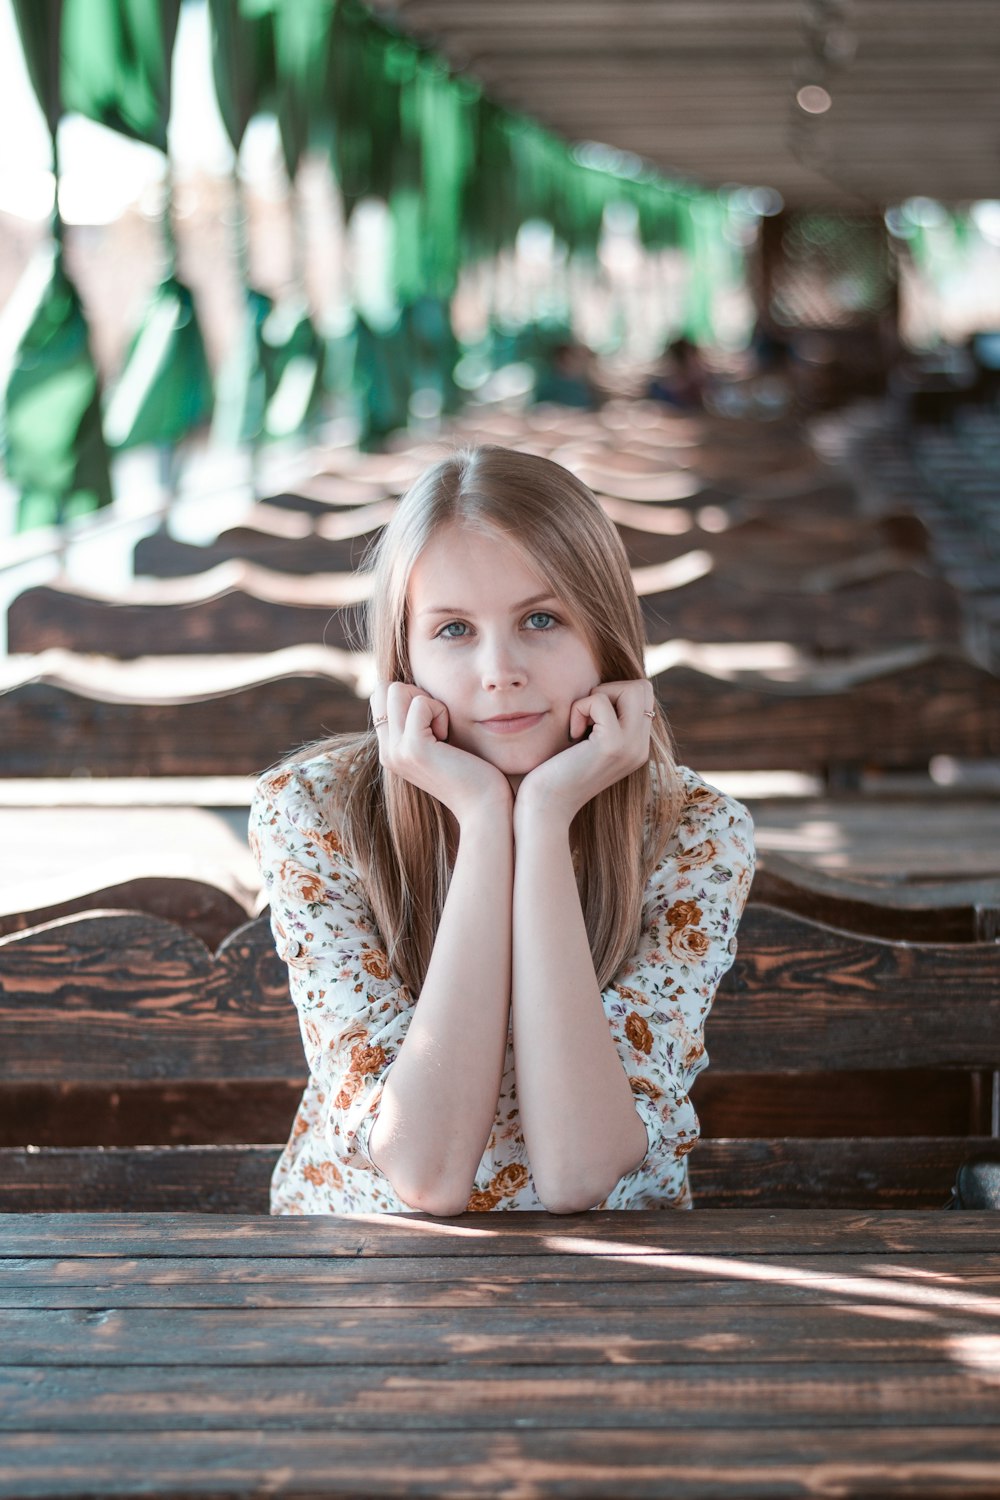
[2,1211,999,1497]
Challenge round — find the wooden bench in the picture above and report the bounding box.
[0,901,996,1211]
[652,643,1000,776]
[639,567,965,651]
[752,853,1000,944]
[8,569,367,657]
[0,647,370,776]
[0,871,256,953]
[2,643,995,779]
[134,529,379,578]
[132,493,928,580]
[10,528,951,659]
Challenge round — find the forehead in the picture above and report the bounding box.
[407,523,548,606]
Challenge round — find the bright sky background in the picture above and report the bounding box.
[0,0,280,224]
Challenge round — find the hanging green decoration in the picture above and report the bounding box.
[261,302,327,438]
[6,1,114,530]
[103,276,213,450]
[212,287,274,448]
[351,312,414,450]
[1,248,112,533]
[207,0,277,154]
[60,0,182,152]
[272,0,336,179]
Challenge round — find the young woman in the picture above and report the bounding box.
[249,445,755,1216]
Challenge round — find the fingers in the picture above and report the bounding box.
[406,690,449,742]
[370,682,449,746]
[570,678,655,738]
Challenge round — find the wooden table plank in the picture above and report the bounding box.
[3,1257,1000,1308]
[3,1362,999,1432]
[2,1212,997,1499]
[3,1428,1000,1498]
[2,1211,997,1257]
[3,1303,995,1367]
[2,1251,999,1290]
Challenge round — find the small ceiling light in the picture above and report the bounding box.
[796,84,832,114]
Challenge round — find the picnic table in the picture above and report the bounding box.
[2,1209,999,1497]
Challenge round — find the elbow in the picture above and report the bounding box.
[535,1138,648,1216]
[382,1166,473,1217]
[394,1180,472,1217]
[535,1166,631,1216]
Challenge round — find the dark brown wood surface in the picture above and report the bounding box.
[10,565,961,660]
[0,657,369,776]
[0,1134,993,1212]
[134,528,381,578]
[0,875,253,952]
[750,857,1000,943]
[0,1210,997,1498]
[3,904,998,1087]
[9,511,933,658]
[7,581,365,656]
[1,902,997,1211]
[641,568,964,650]
[659,648,1000,771]
[3,645,996,777]
[0,911,298,1084]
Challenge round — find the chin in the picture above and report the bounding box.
[486,745,559,778]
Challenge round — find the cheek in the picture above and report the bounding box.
[408,644,462,704]
[561,642,602,695]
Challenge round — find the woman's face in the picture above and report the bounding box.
[406,523,602,787]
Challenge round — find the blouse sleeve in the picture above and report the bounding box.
[602,773,756,1177]
[248,761,414,1169]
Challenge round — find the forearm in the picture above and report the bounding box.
[512,809,647,1213]
[369,807,513,1213]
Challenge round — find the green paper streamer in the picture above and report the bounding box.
[1,248,112,532]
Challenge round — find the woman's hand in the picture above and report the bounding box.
[371,681,513,827]
[515,678,655,827]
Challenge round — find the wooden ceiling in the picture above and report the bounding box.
[368,0,1000,210]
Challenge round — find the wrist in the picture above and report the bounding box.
[513,785,576,841]
[456,787,514,836]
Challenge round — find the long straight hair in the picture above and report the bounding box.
[304,445,684,993]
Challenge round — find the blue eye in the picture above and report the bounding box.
[526,611,557,630]
[437,620,469,639]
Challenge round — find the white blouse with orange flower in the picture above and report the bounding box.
[249,752,755,1214]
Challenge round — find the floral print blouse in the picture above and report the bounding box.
[249,752,755,1215]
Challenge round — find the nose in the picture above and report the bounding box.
[480,634,527,691]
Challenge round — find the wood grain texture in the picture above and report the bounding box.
[0,1081,300,1149]
[0,876,252,952]
[3,905,998,1085]
[750,859,997,943]
[4,1249,998,1291]
[3,1427,1000,1498]
[0,1145,278,1213]
[2,645,995,776]
[3,1301,996,1367]
[0,913,300,1083]
[134,529,380,578]
[2,1362,999,1430]
[0,1137,991,1213]
[640,567,964,651]
[1,1428,1000,1500]
[711,904,1000,1072]
[8,583,364,657]
[658,649,1000,770]
[0,667,368,776]
[1,1210,996,1256]
[5,1260,1000,1307]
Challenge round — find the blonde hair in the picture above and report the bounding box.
[299,445,684,994]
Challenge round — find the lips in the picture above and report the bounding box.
[478,711,546,733]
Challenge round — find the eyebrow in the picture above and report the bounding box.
[419,592,560,618]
